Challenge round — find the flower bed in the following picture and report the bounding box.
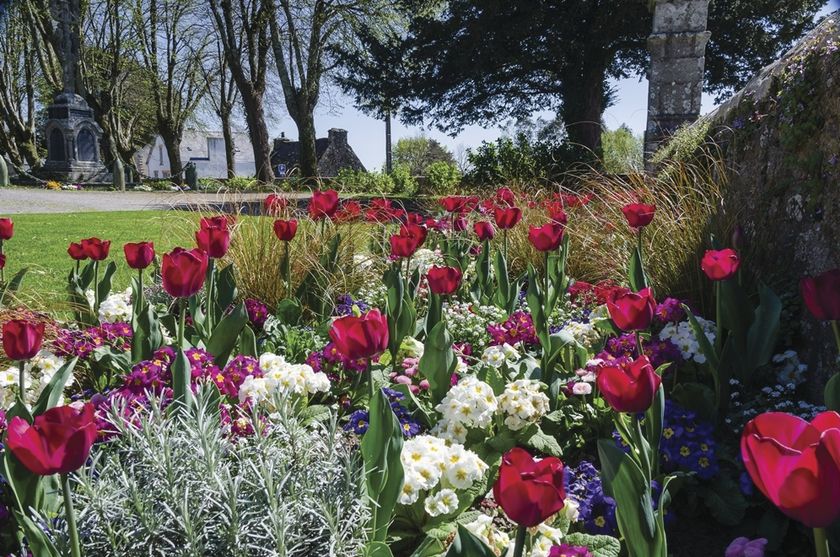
[0,190,838,557]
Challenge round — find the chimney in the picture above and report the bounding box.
[328,128,348,147]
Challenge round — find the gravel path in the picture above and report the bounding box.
[0,187,304,214]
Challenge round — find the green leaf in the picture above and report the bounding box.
[682,304,719,369]
[206,302,248,367]
[671,382,716,421]
[298,404,333,425]
[627,245,646,292]
[445,524,498,557]
[718,278,751,338]
[96,260,117,308]
[565,533,622,557]
[826,373,840,411]
[1,267,27,305]
[418,321,456,406]
[132,302,163,362]
[171,348,194,410]
[361,389,405,543]
[366,541,394,557]
[517,425,563,457]
[239,325,258,358]
[216,264,238,314]
[275,297,302,325]
[743,282,781,375]
[698,474,747,526]
[32,357,78,415]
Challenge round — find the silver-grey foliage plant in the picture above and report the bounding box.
[49,389,368,556]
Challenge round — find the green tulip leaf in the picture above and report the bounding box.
[627,245,647,292]
[32,357,78,415]
[419,321,456,406]
[1,267,27,305]
[825,373,840,411]
[171,348,193,410]
[445,525,498,557]
[206,302,248,367]
[239,324,258,358]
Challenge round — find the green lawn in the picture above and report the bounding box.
[3,211,198,310]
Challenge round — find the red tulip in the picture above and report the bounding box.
[607,287,656,331]
[196,217,231,259]
[400,223,427,247]
[309,189,339,220]
[528,223,565,252]
[440,196,467,213]
[123,242,155,270]
[0,217,13,240]
[264,193,288,215]
[2,319,45,361]
[453,215,468,232]
[545,202,568,225]
[496,187,516,207]
[493,206,522,230]
[741,412,840,528]
[335,200,363,223]
[6,403,98,476]
[426,265,463,295]
[80,237,110,261]
[161,247,209,298]
[67,242,87,261]
[390,234,420,259]
[701,249,740,281]
[474,221,495,241]
[493,447,565,527]
[800,269,840,321]
[621,203,656,229]
[328,309,389,361]
[273,219,298,242]
[596,355,661,413]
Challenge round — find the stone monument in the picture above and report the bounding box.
[39,0,108,182]
[644,0,711,168]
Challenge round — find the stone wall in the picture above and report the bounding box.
[704,12,840,394]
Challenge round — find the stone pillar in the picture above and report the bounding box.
[644,0,711,168]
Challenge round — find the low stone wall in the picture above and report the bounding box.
[702,12,840,394]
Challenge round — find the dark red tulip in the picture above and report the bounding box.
[161,247,209,298]
[474,221,495,241]
[264,193,288,215]
[741,411,840,528]
[440,196,467,213]
[273,219,298,242]
[493,206,522,230]
[496,187,516,207]
[0,218,13,240]
[701,249,740,281]
[309,189,339,220]
[801,269,840,321]
[123,242,155,270]
[400,223,427,247]
[528,223,565,252]
[2,319,45,361]
[328,309,389,361]
[621,203,656,229]
[390,234,420,259]
[80,237,110,261]
[426,265,463,295]
[335,200,363,223]
[6,403,98,476]
[607,287,656,331]
[453,215,468,232]
[493,447,565,527]
[196,217,231,259]
[546,201,568,225]
[596,355,661,413]
[67,242,87,261]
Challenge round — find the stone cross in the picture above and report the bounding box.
[53,0,82,95]
[644,0,711,167]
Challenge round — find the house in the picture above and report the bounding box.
[138,129,257,179]
[270,128,366,177]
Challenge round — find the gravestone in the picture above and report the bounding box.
[38,0,109,183]
[644,0,711,168]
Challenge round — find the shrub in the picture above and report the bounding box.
[389,164,417,196]
[334,168,395,195]
[421,161,461,196]
[601,125,643,174]
[393,136,455,175]
[47,390,368,556]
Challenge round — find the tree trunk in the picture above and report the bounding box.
[295,111,318,178]
[385,111,392,173]
[242,91,274,183]
[221,109,236,179]
[561,63,607,153]
[160,132,183,185]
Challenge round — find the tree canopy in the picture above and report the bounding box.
[338,0,827,151]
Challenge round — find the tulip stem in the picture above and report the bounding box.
[178,302,186,349]
[17,360,25,402]
[503,229,508,262]
[635,331,644,358]
[284,240,292,297]
[814,527,830,557]
[61,473,81,557]
[0,240,5,284]
[512,525,527,557]
[206,258,216,332]
[367,361,374,402]
[831,321,840,355]
[93,261,100,313]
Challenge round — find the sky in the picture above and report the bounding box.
[266,2,839,171]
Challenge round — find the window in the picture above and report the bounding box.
[154,171,159,178]
[159,145,164,164]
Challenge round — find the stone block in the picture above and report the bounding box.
[652,0,711,34]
